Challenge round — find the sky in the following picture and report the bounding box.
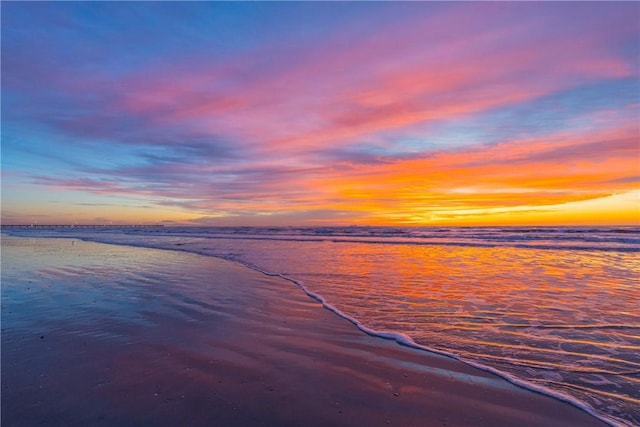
[2,2,639,226]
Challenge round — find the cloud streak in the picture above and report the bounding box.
[2,2,638,225]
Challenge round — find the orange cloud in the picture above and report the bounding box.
[303,125,639,225]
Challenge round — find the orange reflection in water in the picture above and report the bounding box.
[318,241,638,323]
[277,239,640,421]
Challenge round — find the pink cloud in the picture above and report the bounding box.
[6,2,638,225]
[89,2,635,162]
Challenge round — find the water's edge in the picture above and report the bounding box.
[2,231,621,427]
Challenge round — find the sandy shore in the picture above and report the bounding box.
[1,236,607,426]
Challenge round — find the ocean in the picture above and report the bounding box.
[3,226,639,426]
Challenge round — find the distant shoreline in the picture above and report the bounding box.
[1,224,164,228]
[1,235,610,427]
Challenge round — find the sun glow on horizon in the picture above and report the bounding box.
[1,2,639,226]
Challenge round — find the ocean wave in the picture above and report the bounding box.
[3,226,639,426]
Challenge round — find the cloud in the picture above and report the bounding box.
[186,208,368,227]
[2,2,639,224]
[600,176,640,185]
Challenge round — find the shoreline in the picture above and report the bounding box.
[1,235,611,426]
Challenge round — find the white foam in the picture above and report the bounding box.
[3,228,633,427]
[241,267,623,427]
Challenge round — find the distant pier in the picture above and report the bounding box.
[1,224,163,229]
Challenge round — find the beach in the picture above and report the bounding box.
[0,235,609,426]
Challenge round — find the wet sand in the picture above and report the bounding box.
[1,236,607,426]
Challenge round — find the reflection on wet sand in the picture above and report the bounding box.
[1,236,607,426]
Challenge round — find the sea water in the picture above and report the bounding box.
[3,226,639,426]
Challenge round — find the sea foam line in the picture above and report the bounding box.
[238,265,623,427]
[2,230,628,427]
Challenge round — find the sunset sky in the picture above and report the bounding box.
[2,2,639,226]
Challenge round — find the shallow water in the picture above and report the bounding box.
[3,226,639,426]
